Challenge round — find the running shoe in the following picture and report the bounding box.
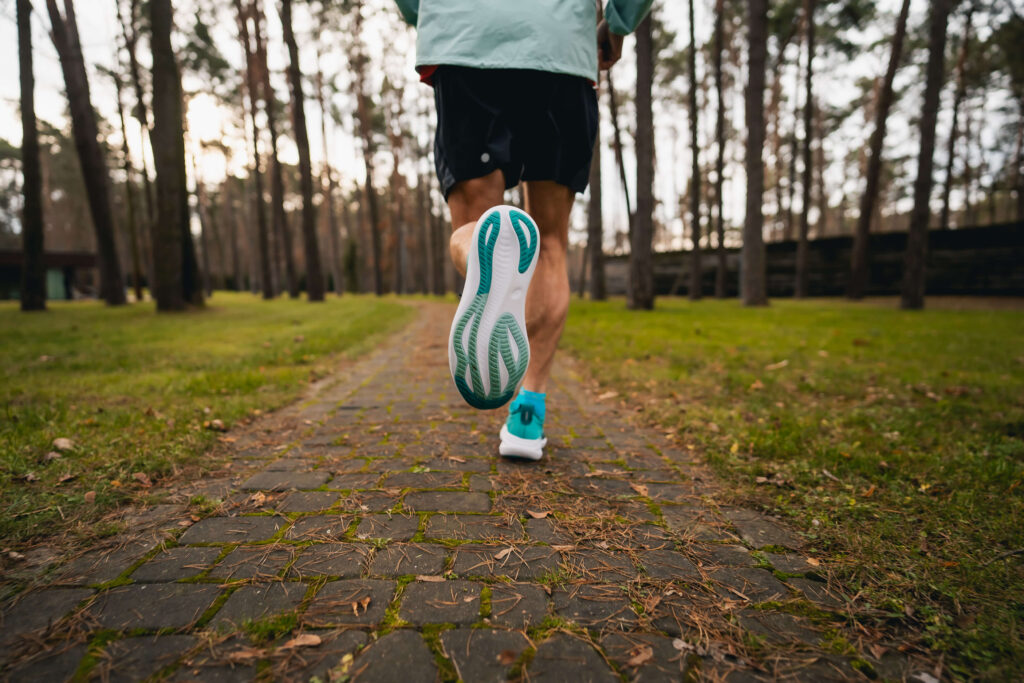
[448,205,539,410]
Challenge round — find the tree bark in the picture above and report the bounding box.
[742,0,769,306]
[117,0,155,286]
[280,0,324,301]
[629,14,655,310]
[687,0,702,301]
[713,0,727,298]
[939,6,974,231]
[253,1,296,298]
[607,72,634,241]
[315,56,343,295]
[149,0,198,310]
[18,0,45,312]
[902,0,958,310]
[350,3,383,296]
[234,0,274,299]
[46,0,126,305]
[849,0,911,299]
[111,68,144,302]
[587,132,606,301]
[794,0,817,299]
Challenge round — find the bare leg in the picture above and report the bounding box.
[521,181,573,394]
[446,169,505,277]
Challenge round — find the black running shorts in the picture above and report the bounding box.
[432,66,599,199]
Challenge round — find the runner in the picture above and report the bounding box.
[395,0,653,460]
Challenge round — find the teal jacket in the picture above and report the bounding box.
[394,0,653,82]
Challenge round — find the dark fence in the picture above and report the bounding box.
[601,222,1024,298]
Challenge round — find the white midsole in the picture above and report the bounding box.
[499,423,547,461]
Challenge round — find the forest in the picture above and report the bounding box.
[2,0,1023,312]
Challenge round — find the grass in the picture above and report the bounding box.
[561,297,1024,679]
[0,292,414,545]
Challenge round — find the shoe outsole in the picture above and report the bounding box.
[499,423,547,461]
[449,206,539,410]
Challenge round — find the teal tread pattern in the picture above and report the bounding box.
[451,209,534,410]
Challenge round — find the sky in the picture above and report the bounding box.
[0,0,1012,251]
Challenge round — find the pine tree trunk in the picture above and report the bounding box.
[148,0,192,310]
[687,0,703,300]
[254,1,297,298]
[794,0,816,299]
[587,133,606,301]
[111,69,144,302]
[629,15,655,310]
[742,0,769,306]
[902,0,958,310]
[280,0,324,301]
[18,0,45,312]
[607,72,634,241]
[234,0,274,299]
[939,7,973,231]
[849,0,911,299]
[351,8,383,296]
[1014,107,1024,221]
[713,0,727,298]
[46,0,126,305]
[316,60,343,295]
[118,0,155,289]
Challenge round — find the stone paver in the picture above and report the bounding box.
[131,547,222,582]
[178,516,285,544]
[399,580,482,626]
[441,629,529,681]
[213,582,307,626]
[88,584,220,630]
[1,304,912,681]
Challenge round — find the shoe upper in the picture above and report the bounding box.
[506,401,545,441]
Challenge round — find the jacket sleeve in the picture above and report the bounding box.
[395,0,418,26]
[604,0,653,35]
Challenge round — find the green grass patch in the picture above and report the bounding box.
[562,297,1024,678]
[0,293,413,544]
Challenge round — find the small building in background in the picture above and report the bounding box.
[0,249,98,301]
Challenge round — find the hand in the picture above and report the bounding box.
[597,20,624,70]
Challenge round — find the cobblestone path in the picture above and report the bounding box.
[1,304,925,681]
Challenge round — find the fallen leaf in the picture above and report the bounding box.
[862,484,876,498]
[497,650,519,666]
[765,359,789,371]
[206,419,227,432]
[250,492,268,506]
[672,638,693,651]
[806,557,820,567]
[280,633,322,650]
[749,379,765,390]
[83,491,96,503]
[19,472,39,483]
[597,391,619,401]
[416,575,446,582]
[132,472,152,487]
[551,545,574,552]
[730,442,739,455]
[226,647,264,663]
[626,645,654,667]
[494,547,514,561]
[44,452,62,462]
[8,551,26,561]
[57,473,76,484]
[53,438,75,451]
[446,455,467,463]
[630,483,649,497]
[526,510,550,519]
